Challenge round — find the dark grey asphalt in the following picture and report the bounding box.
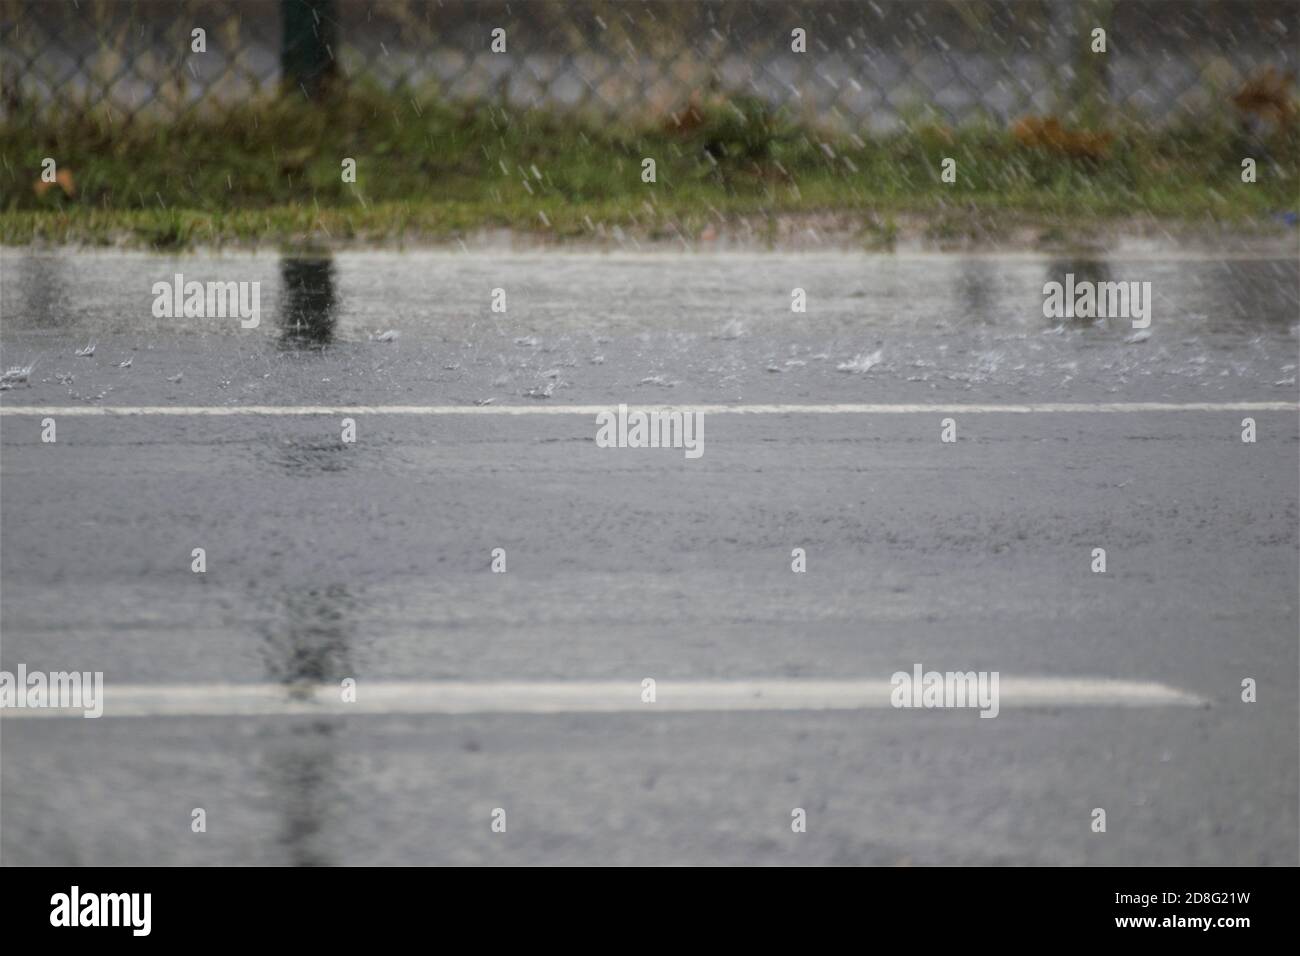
[0,249,1296,865]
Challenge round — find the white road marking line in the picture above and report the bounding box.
[0,402,1295,417]
[0,677,1207,718]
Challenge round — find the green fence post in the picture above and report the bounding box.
[281,0,339,100]
[1073,0,1114,126]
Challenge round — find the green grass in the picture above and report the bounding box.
[2,85,1295,248]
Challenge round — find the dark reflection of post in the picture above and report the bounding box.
[260,585,355,684]
[1045,258,1112,327]
[271,720,340,867]
[955,258,996,326]
[1202,259,1299,332]
[262,255,349,864]
[13,254,72,330]
[278,256,338,349]
[257,584,355,866]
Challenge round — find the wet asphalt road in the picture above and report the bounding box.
[1,248,1297,865]
[1,249,1298,409]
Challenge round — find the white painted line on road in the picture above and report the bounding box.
[0,402,1295,417]
[0,677,1207,718]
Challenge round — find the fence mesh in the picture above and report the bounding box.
[2,0,1296,131]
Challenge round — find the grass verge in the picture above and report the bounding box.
[2,86,1296,249]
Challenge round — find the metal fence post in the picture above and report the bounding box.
[1073,0,1115,125]
[281,0,339,100]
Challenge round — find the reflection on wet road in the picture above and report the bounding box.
[278,257,338,352]
[1,248,1296,865]
[2,250,1296,407]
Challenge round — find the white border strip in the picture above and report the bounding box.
[0,677,1207,718]
[0,402,1295,417]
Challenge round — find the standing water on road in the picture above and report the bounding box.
[2,250,1296,407]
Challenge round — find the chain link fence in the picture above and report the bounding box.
[2,0,1296,131]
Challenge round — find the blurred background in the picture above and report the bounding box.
[4,0,1297,128]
